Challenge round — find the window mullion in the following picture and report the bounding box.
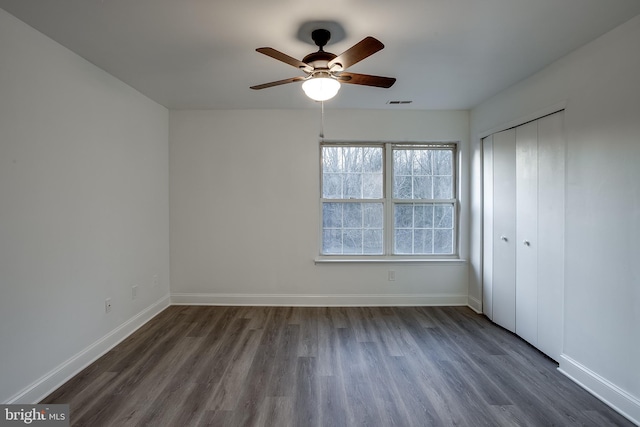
[384,143,393,255]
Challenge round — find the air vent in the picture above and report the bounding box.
[387,100,413,105]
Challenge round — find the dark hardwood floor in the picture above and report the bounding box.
[42,306,633,426]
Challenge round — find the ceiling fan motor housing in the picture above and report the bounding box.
[302,50,337,71]
[311,29,331,49]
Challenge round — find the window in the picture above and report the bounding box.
[320,142,457,257]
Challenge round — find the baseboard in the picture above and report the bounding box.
[467,295,482,313]
[559,354,640,425]
[6,294,171,404]
[170,292,468,307]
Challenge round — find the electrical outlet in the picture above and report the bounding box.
[105,298,112,313]
[152,274,159,288]
[388,270,396,281]
[132,285,138,300]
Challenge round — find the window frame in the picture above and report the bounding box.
[318,141,460,261]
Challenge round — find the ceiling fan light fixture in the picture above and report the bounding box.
[302,76,341,101]
[251,30,394,98]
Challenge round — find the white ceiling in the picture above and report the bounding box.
[2,0,639,110]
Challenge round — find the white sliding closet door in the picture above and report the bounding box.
[483,110,565,361]
[482,135,494,319]
[515,121,539,346]
[536,111,565,360]
[490,129,517,332]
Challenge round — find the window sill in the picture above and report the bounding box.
[314,257,467,264]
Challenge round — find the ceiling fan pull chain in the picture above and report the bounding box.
[319,100,325,140]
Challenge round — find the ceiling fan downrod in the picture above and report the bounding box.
[311,29,331,51]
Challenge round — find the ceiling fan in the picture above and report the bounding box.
[250,29,396,101]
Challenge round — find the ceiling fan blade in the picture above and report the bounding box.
[328,37,385,70]
[336,72,396,88]
[256,48,313,73]
[250,76,306,90]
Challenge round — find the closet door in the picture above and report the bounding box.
[537,111,565,360]
[490,128,517,332]
[483,110,565,360]
[482,136,494,319]
[515,121,538,346]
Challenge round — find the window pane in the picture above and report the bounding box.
[322,146,382,200]
[393,203,454,255]
[343,203,362,228]
[363,147,383,173]
[363,203,383,228]
[413,176,433,199]
[363,173,382,198]
[363,229,383,254]
[393,150,412,175]
[433,176,453,199]
[323,173,342,199]
[322,146,342,172]
[393,148,454,200]
[414,229,434,254]
[433,150,453,175]
[322,229,342,254]
[434,229,453,254]
[434,204,453,228]
[322,203,342,228]
[343,229,363,254]
[414,204,434,228]
[393,175,412,199]
[343,147,363,172]
[413,150,433,175]
[344,173,362,199]
[394,204,413,228]
[433,150,453,199]
[394,229,413,254]
[321,202,383,255]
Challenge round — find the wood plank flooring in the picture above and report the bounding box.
[41,306,633,426]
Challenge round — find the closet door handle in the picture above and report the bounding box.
[501,236,508,242]
[523,240,531,246]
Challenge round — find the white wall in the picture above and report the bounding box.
[0,10,170,403]
[470,14,640,423]
[170,109,470,306]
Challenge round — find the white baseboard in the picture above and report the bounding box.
[170,292,468,307]
[7,294,171,404]
[559,354,640,425]
[467,295,482,313]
